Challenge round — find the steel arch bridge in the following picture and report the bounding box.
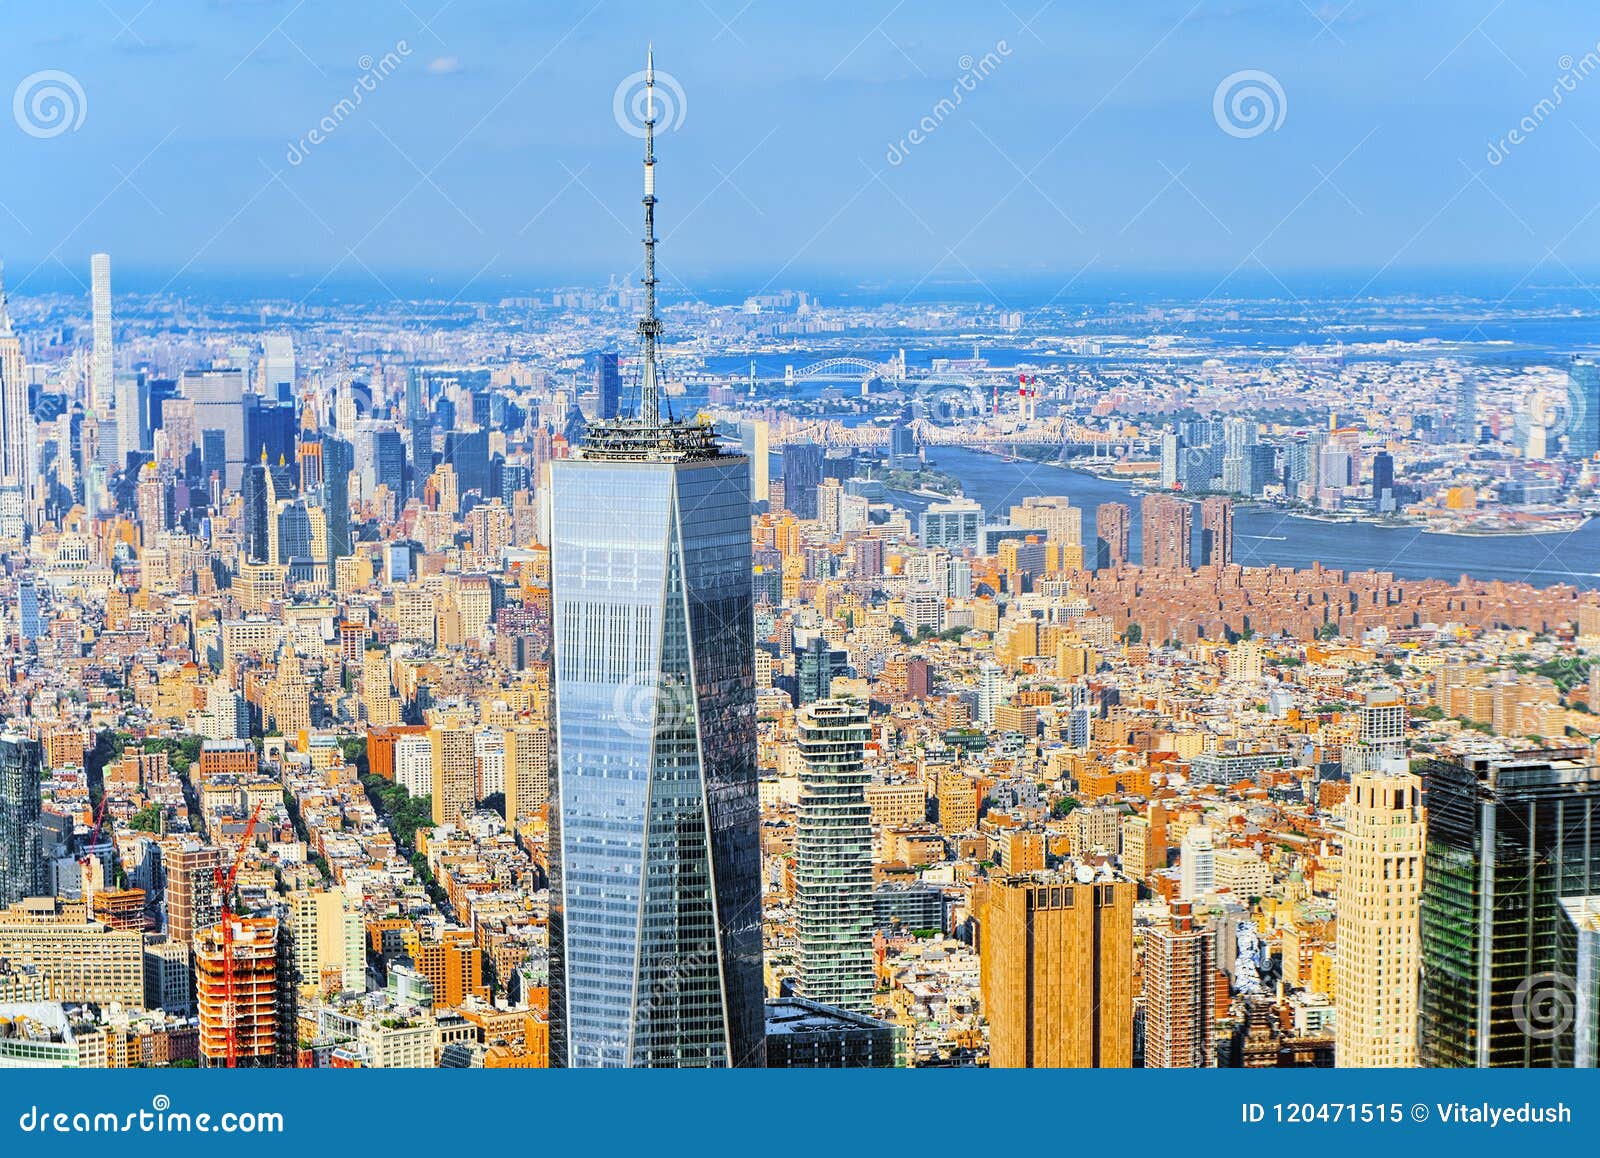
[783,355,904,385]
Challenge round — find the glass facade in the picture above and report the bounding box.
[1418,750,1600,1067]
[795,700,875,1015]
[549,453,764,1067]
[1566,357,1600,460]
[0,734,44,908]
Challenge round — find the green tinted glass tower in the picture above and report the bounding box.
[1418,749,1600,1067]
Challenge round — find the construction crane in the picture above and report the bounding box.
[76,792,112,896]
[212,801,263,1069]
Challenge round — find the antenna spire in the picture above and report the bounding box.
[638,45,662,430]
[0,260,11,336]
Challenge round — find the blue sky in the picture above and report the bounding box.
[1,1,1599,298]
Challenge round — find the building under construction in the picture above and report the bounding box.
[195,915,297,1068]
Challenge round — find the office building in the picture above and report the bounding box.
[91,253,113,409]
[263,333,295,399]
[739,419,769,504]
[1337,770,1424,1067]
[0,898,144,1007]
[182,370,249,491]
[1568,358,1599,459]
[548,56,764,1068]
[320,434,354,561]
[796,633,846,704]
[919,497,982,551]
[1418,749,1600,1067]
[981,871,1133,1068]
[0,735,44,908]
[782,442,824,520]
[0,264,26,504]
[1456,376,1479,444]
[1143,900,1215,1068]
[764,998,907,1068]
[288,889,365,996]
[795,700,874,1016]
[593,350,621,420]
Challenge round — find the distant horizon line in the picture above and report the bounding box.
[2,260,1599,306]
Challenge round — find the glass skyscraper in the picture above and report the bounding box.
[795,700,875,1015]
[0,734,44,908]
[1567,357,1600,460]
[547,51,764,1069]
[1418,749,1600,1067]
[549,450,763,1067]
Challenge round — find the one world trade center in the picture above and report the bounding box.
[547,51,765,1068]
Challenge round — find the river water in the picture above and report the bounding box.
[901,446,1600,589]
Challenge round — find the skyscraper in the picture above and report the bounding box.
[0,734,44,908]
[1199,496,1233,567]
[0,264,31,512]
[981,871,1133,1068]
[91,253,113,410]
[182,370,249,491]
[320,434,353,561]
[1567,358,1600,460]
[593,350,621,420]
[1094,501,1129,569]
[1337,770,1423,1068]
[1143,900,1216,1068]
[263,333,296,400]
[739,419,769,504]
[795,700,874,1016]
[782,442,824,521]
[548,52,764,1069]
[1141,493,1192,570]
[1455,375,1479,444]
[1418,748,1600,1067]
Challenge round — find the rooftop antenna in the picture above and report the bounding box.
[639,45,662,431]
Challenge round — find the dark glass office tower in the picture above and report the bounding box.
[594,351,621,420]
[372,428,407,498]
[548,51,763,1069]
[1418,749,1600,1067]
[320,435,353,561]
[782,443,824,520]
[0,734,44,908]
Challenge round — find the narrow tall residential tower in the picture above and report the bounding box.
[91,253,113,409]
[795,700,874,1015]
